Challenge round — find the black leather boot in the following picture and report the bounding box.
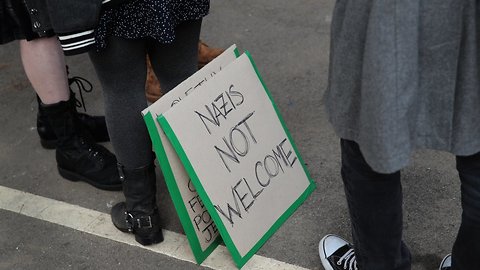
[41,96,121,191]
[111,163,163,245]
[37,95,109,149]
[36,71,109,149]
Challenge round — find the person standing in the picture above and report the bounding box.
[319,1,480,270]
[88,0,209,245]
[1,0,121,191]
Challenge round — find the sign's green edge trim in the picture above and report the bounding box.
[157,51,315,268]
[158,114,247,267]
[244,50,316,188]
[144,112,221,264]
[243,50,317,262]
[233,47,241,57]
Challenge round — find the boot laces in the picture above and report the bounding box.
[67,66,93,112]
[79,137,104,163]
[337,248,358,270]
[87,147,103,163]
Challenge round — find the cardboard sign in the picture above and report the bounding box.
[159,52,315,268]
[142,45,240,263]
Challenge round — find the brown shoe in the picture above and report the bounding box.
[145,41,225,103]
[145,55,163,103]
[198,40,225,69]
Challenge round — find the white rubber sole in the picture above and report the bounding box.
[319,234,337,270]
[439,254,452,270]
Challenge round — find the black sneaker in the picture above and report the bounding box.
[319,234,358,270]
[439,254,451,270]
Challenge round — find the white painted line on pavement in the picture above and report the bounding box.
[0,185,310,270]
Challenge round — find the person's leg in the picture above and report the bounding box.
[20,37,109,148]
[89,37,152,168]
[89,37,162,245]
[452,152,480,270]
[19,37,69,104]
[341,139,411,270]
[146,20,202,94]
[19,37,120,190]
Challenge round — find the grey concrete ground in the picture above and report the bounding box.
[0,1,462,269]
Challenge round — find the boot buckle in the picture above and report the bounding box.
[117,163,125,182]
[126,213,153,230]
[136,216,153,229]
[126,212,134,232]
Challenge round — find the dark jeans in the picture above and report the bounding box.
[340,139,480,270]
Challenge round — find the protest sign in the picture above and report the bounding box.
[142,44,240,263]
[159,52,315,268]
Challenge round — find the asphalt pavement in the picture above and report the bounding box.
[0,1,462,269]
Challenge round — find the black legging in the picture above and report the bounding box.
[89,20,201,169]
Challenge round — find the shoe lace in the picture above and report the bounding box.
[337,248,358,270]
[67,66,93,112]
[79,137,104,163]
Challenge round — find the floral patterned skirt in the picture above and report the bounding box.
[94,0,209,51]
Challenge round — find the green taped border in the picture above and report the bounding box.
[244,50,316,188]
[233,47,241,57]
[144,112,221,264]
[158,52,315,268]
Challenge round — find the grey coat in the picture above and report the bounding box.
[325,0,480,173]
